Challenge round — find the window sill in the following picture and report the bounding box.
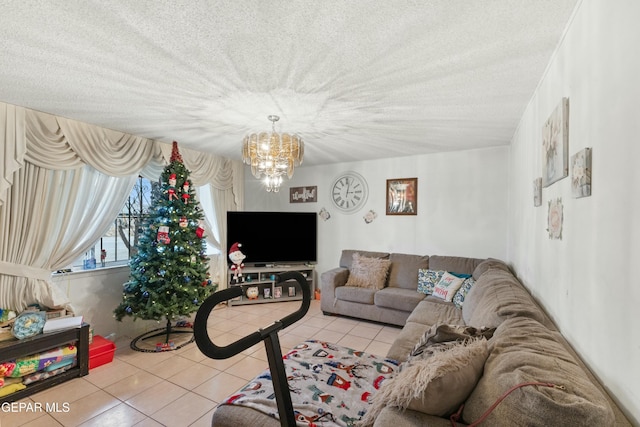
[52,262,129,277]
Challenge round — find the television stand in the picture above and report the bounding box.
[227,264,315,306]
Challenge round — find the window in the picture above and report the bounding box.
[71,176,156,269]
[69,176,219,271]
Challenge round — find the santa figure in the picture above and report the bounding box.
[228,242,246,283]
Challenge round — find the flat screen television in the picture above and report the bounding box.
[226,211,317,265]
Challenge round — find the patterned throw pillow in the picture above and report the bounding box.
[417,269,445,295]
[452,278,475,309]
[432,272,465,302]
[345,253,391,290]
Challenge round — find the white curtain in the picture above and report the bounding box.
[0,101,244,310]
[0,163,135,310]
[197,165,244,289]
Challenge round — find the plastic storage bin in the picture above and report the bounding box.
[88,335,116,369]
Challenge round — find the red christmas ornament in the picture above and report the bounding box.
[196,220,205,238]
[182,193,190,204]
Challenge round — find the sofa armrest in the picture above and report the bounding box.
[320,267,349,312]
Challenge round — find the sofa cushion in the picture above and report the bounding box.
[373,407,456,427]
[462,317,615,426]
[335,286,377,305]
[428,255,484,276]
[406,298,464,326]
[471,257,512,280]
[339,249,389,269]
[345,253,392,290]
[462,267,551,329]
[386,321,431,363]
[362,338,489,425]
[375,287,425,312]
[387,253,429,290]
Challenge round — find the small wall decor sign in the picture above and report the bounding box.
[547,197,563,240]
[542,97,569,187]
[386,178,418,215]
[290,186,317,203]
[571,147,592,198]
[533,177,542,207]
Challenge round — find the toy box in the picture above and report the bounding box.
[88,335,116,369]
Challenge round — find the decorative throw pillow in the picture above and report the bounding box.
[417,269,445,295]
[452,278,475,309]
[432,272,465,302]
[359,339,489,425]
[345,253,391,290]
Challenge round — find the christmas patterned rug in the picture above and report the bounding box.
[221,340,399,426]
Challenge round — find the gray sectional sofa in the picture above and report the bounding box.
[209,249,631,426]
[321,249,631,426]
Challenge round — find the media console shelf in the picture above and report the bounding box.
[0,323,90,403]
[227,264,315,306]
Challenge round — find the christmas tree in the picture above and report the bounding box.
[114,142,216,339]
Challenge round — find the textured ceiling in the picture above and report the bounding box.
[0,0,578,166]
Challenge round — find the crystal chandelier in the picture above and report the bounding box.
[242,115,304,192]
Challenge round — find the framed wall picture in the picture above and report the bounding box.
[542,97,570,187]
[547,198,563,240]
[533,177,542,207]
[571,148,592,198]
[290,186,317,203]
[386,178,417,215]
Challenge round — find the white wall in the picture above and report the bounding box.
[507,0,640,423]
[244,146,509,276]
[51,267,171,339]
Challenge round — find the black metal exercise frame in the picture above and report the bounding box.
[194,271,311,427]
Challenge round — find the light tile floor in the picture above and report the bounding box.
[1,300,400,427]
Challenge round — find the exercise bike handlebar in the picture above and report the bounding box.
[194,271,311,360]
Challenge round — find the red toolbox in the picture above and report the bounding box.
[88,335,116,369]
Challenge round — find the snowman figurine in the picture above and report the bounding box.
[228,242,246,284]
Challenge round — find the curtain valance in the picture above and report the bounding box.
[1,103,26,207]
[24,109,163,174]
[1,101,242,206]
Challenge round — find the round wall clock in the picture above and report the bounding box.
[330,172,369,213]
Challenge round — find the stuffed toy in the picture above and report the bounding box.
[167,173,178,201]
[228,242,246,283]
